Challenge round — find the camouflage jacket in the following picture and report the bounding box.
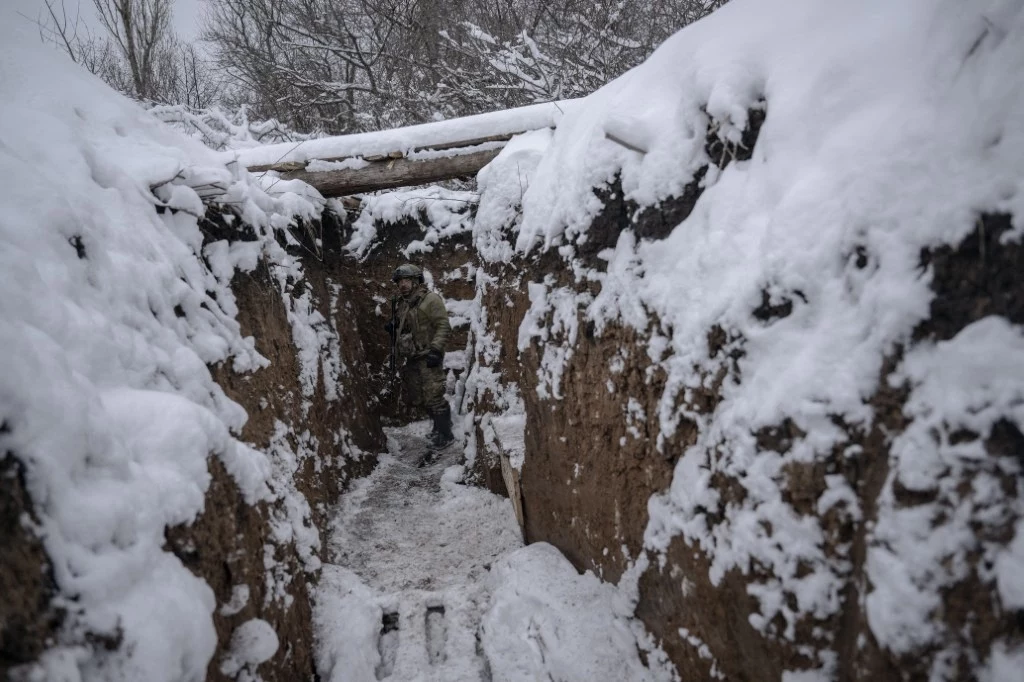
[393,286,451,359]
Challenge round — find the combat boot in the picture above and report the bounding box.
[429,404,455,450]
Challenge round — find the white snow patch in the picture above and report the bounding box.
[343,186,477,260]
[220,619,279,678]
[306,157,370,172]
[481,542,676,682]
[313,566,382,682]
[867,317,1024,655]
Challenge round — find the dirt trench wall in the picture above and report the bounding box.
[138,202,487,680]
[159,209,387,681]
[466,146,1024,678]
[0,205,396,680]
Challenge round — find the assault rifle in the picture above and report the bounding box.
[386,296,402,416]
[388,296,398,375]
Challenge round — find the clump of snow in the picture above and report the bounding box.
[868,316,1024,654]
[312,565,383,682]
[0,11,328,680]
[343,186,477,260]
[484,413,526,471]
[306,157,370,172]
[480,542,676,682]
[220,585,252,617]
[220,618,279,678]
[474,129,552,264]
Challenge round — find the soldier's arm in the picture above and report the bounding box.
[424,293,451,352]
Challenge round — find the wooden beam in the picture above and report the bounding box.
[279,147,502,197]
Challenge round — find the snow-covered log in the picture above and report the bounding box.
[238,101,581,195]
[265,147,504,198]
[233,99,579,170]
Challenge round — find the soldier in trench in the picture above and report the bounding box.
[386,263,454,461]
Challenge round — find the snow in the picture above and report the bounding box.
[482,542,675,682]
[868,317,1024,654]
[474,129,553,264]
[341,187,477,260]
[220,585,252,617]
[517,277,590,400]
[234,99,580,169]
[0,10,328,680]
[484,413,526,471]
[314,422,675,681]
[307,157,371,172]
[468,0,1024,674]
[220,619,279,678]
[314,565,383,682]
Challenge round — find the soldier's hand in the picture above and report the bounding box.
[384,320,394,335]
[425,348,443,368]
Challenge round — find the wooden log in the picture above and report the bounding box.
[279,147,502,197]
[246,131,521,174]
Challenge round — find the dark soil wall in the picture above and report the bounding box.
[468,196,1024,680]
[462,97,1022,678]
[162,209,386,681]
[0,456,60,679]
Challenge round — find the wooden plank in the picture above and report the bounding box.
[499,451,526,542]
[279,147,502,197]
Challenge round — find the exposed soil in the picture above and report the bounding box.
[518,321,676,582]
[161,208,388,681]
[0,453,61,678]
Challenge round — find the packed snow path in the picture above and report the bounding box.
[322,421,523,681]
[316,423,676,682]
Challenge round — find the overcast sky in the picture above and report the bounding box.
[17,0,205,42]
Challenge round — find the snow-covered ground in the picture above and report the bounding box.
[313,421,677,682]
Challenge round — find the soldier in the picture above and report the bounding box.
[387,263,454,458]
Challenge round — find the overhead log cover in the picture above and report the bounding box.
[234,99,579,197]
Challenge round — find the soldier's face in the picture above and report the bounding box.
[397,277,415,295]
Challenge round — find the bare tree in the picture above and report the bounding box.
[90,0,173,100]
[38,0,223,107]
[203,0,728,134]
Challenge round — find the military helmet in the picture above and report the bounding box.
[392,263,424,283]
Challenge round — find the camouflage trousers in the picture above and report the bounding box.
[401,357,447,415]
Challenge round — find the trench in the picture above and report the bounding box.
[295,200,677,682]
[299,210,530,682]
